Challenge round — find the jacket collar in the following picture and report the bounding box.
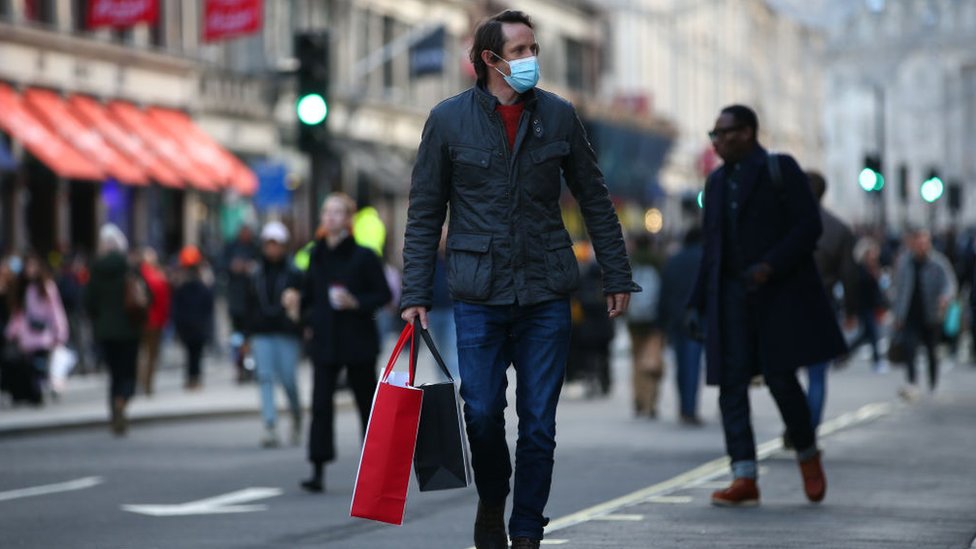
[474,82,538,115]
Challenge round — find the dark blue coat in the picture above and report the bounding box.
[688,146,846,386]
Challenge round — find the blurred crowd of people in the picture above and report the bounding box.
[564,217,976,423]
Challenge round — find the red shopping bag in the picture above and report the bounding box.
[350,323,424,525]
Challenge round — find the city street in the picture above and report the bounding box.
[2,336,975,549]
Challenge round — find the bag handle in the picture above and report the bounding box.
[412,318,455,383]
[381,322,415,385]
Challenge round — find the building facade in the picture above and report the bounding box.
[1,0,672,263]
[822,0,976,230]
[601,0,825,233]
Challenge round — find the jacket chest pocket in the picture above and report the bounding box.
[526,140,569,199]
[447,233,493,301]
[449,145,493,189]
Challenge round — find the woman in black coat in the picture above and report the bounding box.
[300,193,392,492]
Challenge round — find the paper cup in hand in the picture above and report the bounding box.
[282,288,300,322]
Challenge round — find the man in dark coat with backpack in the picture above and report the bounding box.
[687,105,846,507]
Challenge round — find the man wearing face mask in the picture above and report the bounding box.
[401,10,639,549]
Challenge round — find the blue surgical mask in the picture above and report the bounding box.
[492,52,540,94]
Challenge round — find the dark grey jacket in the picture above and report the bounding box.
[401,84,639,309]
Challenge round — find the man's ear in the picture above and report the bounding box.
[480,50,496,69]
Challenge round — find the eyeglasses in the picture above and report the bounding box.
[708,125,744,140]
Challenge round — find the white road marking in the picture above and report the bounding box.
[543,401,896,535]
[593,513,645,521]
[122,487,283,516]
[463,539,569,549]
[646,496,693,504]
[0,476,103,502]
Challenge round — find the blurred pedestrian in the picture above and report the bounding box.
[137,247,171,396]
[0,257,17,402]
[573,245,617,398]
[847,237,888,372]
[658,228,705,425]
[399,11,639,548]
[245,221,304,449]
[625,237,664,412]
[781,170,859,447]
[85,224,144,435]
[223,225,259,383]
[890,227,957,400]
[688,105,846,507]
[4,253,69,404]
[55,253,88,372]
[171,245,214,391]
[300,193,391,493]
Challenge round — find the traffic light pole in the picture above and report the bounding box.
[875,85,888,232]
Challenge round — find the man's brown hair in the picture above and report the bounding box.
[469,10,535,83]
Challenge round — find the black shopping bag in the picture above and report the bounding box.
[411,320,472,492]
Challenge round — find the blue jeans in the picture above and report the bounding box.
[671,333,703,418]
[719,277,816,479]
[428,307,459,379]
[805,362,828,430]
[250,334,302,428]
[454,299,571,541]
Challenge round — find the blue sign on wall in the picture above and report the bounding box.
[252,160,290,210]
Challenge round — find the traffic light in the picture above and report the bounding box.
[295,31,330,152]
[920,169,944,203]
[947,181,962,213]
[859,154,884,192]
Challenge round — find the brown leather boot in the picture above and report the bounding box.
[710,478,760,507]
[799,451,826,502]
[510,537,541,549]
[473,500,507,549]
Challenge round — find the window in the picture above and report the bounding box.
[26,0,56,25]
[382,15,395,91]
[564,37,585,91]
[150,2,166,47]
[72,0,85,32]
[0,0,13,19]
[112,27,134,44]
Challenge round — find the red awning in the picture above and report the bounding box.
[229,158,258,196]
[0,84,103,181]
[24,88,147,185]
[68,95,183,188]
[107,101,218,192]
[147,107,258,195]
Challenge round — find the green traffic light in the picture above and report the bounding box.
[859,168,877,192]
[920,176,944,203]
[859,168,884,192]
[297,94,328,125]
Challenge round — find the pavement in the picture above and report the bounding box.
[3,332,976,548]
[0,338,339,437]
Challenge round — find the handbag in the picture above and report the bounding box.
[943,299,961,338]
[886,329,908,364]
[411,321,472,492]
[124,272,150,322]
[350,323,424,525]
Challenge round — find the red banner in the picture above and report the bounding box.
[203,0,263,42]
[87,0,158,29]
